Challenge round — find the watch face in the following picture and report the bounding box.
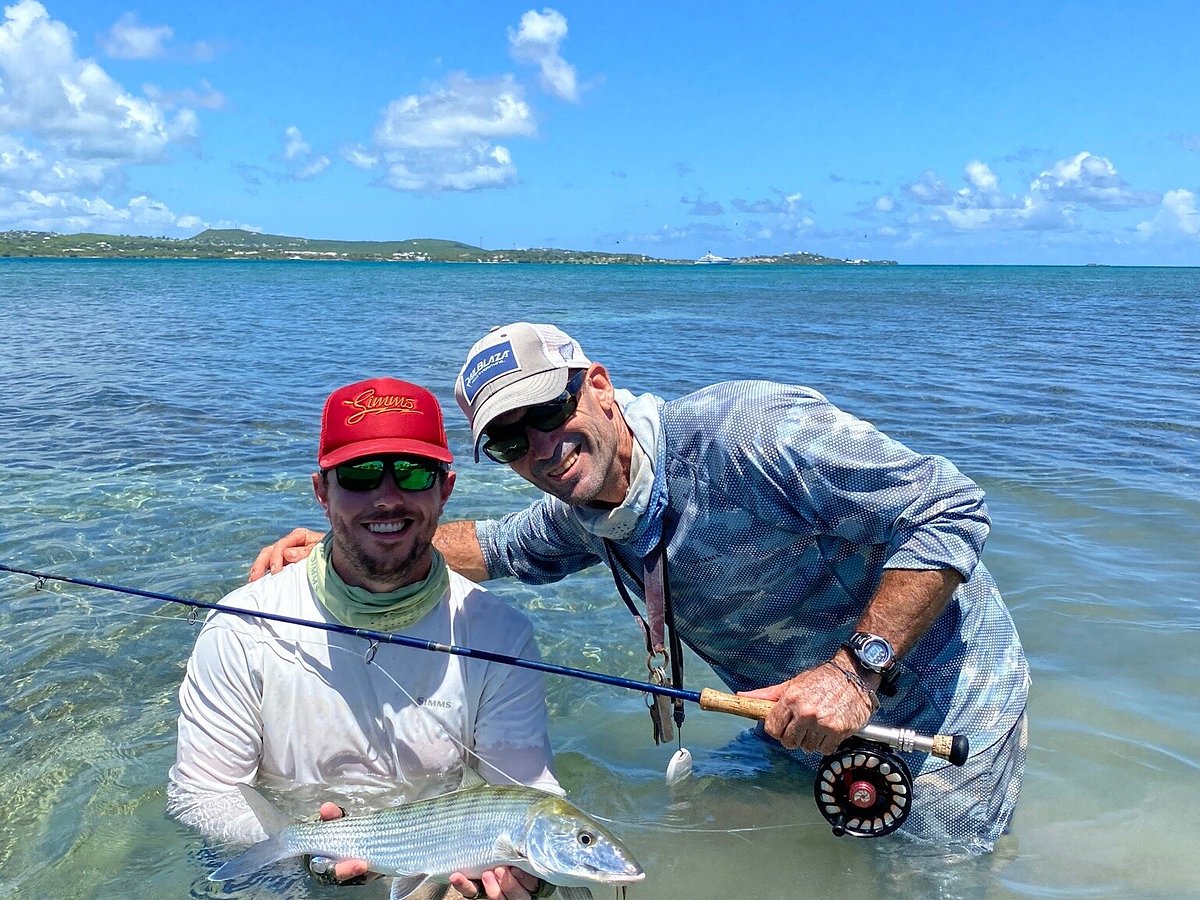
[860,638,893,668]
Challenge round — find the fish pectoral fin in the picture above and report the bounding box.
[388,873,432,899]
[493,833,522,858]
[458,766,488,790]
[553,887,594,900]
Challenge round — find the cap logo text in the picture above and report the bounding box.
[342,389,420,425]
[460,340,519,404]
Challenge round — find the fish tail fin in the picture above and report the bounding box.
[207,783,294,882]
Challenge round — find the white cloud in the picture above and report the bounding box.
[1030,151,1158,210]
[99,11,216,61]
[964,160,999,194]
[375,73,534,149]
[144,79,227,111]
[0,1,205,233]
[342,144,379,170]
[368,72,534,192]
[508,8,578,102]
[284,126,311,161]
[100,12,171,60]
[0,1,196,163]
[1137,189,1199,238]
[1,184,192,232]
[282,126,330,180]
[0,133,109,190]
[904,171,954,205]
[731,190,806,215]
[886,153,1167,238]
[875,195,894,212]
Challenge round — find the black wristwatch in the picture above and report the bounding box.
[842,631,901,696]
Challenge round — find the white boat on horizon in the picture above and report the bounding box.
[695,251,733,265]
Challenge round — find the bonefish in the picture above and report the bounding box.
[210,773,644,899]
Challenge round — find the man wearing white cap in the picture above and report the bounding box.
[253,324,1029,854]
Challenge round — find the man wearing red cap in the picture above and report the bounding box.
[170,378,558,900]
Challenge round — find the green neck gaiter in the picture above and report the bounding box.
[307,534,449,630]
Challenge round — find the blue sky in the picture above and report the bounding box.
[1,0,1198,265]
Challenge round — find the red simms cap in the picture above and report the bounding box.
[318,378,454,469]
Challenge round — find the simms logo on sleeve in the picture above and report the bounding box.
[460,341,517,404]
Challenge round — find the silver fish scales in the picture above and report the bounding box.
[210,776,644,899]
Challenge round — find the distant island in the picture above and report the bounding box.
[0,229,898,266]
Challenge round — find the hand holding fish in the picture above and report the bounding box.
[737,656,879,756]
[449,866,542,899]
[310,802,374,884]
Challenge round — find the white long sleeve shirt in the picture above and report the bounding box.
[167,562,559,844]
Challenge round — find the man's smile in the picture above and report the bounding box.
[544,442,582,479]
[366,520,410,535]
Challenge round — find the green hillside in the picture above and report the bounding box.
[0,228,897,265]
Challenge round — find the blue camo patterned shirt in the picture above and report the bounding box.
[477,382,1029,770]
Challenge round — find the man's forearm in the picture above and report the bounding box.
[434,520,491,582]
[829,568,959,688]
[857,568,960,658]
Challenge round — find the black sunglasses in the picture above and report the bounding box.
[332,456,446,492]
[482,370,586,464]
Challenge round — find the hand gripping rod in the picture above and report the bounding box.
[696,688,969,765]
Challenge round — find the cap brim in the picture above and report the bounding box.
[469,368,570,450]
[319,438,453,469]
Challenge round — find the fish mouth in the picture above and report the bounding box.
[583,862,646,884]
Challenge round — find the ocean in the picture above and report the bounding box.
[0,259,1196,899]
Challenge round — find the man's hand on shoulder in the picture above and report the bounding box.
[248,527,325,582]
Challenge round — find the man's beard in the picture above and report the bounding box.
[333,528,428,589]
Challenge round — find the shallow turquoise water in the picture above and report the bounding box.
[1,259,1197,898]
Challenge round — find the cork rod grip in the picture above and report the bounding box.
[698,687,773,720]
[697,688,970,765]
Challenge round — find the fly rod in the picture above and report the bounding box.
[1,562,968,766]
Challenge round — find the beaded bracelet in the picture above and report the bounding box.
[823,659,881,714]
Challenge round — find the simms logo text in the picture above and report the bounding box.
[342,389,419,425]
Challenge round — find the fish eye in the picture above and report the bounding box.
[577,829,596,847]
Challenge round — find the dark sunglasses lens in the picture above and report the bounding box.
[483,434,529,464]
[392,460,439,491]
[336,460,385,491]
[525,395,576,433]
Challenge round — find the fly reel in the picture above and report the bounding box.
[814,737,913,838]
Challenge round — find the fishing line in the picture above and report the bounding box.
[4,563,973,838]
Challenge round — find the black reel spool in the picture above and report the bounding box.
[814,737,913,838]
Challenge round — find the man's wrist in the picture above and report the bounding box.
[822,657,881,714]
[833,646,883,691]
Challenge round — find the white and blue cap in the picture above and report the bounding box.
[455,322,591,461]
